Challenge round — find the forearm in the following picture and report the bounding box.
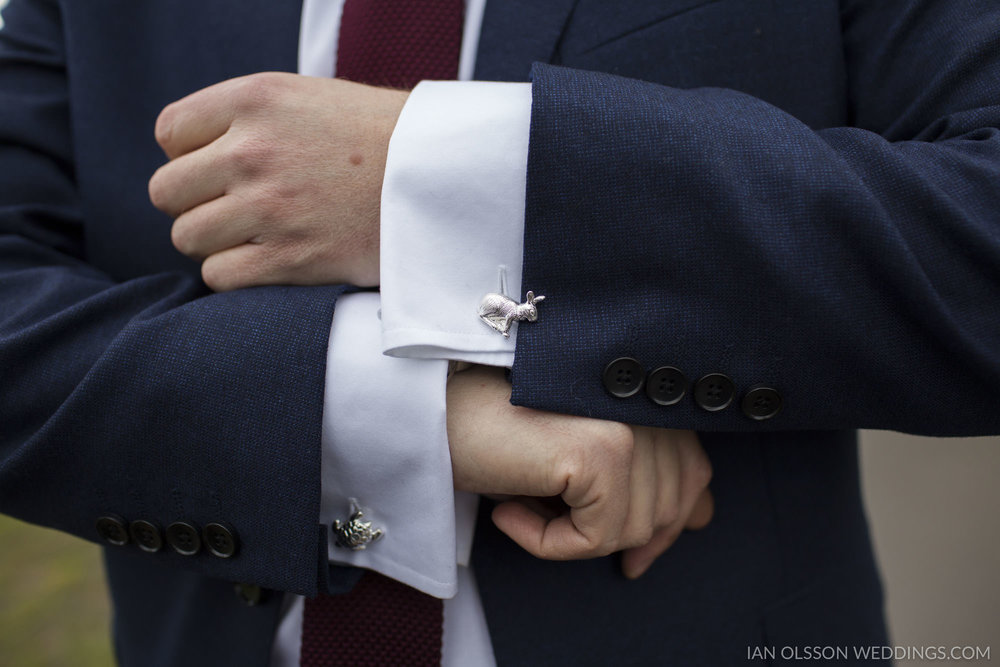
[0,235,344,594]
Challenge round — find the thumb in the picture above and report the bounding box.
[491,500,601,561]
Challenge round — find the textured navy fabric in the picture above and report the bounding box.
[0,0,997,666]
[511,2,1000,436]
[487,0,998,663]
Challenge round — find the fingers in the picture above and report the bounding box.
[675,430,713,529]
[551,427,632,558]
[154,76,249,159]
[199,235,340,292]
[448,367,714,566]
[150,73,394,288]
[620,489,714,579]
[619,429,713,579]
[491,424,634,560]
[200,243,276,292]
[170,195,257,261]
[149,140,231,218]
[489,425,714,568]
[618,431,663,549]
[492,502,606,560]
[685,488,715,530]
[620,524,683,580]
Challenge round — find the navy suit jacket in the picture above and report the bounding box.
[2,1,998,665]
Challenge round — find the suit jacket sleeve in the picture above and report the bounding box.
[510,0,1000,436]
[0,0,339,596]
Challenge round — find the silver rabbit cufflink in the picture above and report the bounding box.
[478,266,545,338]
[478,290,545,337]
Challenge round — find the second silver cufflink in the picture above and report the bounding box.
[332,499,383,550]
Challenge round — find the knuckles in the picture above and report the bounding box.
[233,72,289,113]
[599,422,635,466]
[622,525,655,550]
[228,135,272,177]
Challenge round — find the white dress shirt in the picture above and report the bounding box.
[269,2,532,665]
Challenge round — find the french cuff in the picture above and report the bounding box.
[380,80,532,364]
[321,292,457,598]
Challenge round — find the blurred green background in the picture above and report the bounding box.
[0,515,113,666]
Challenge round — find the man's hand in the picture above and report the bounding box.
[447,366,714,579]
[149,72,408,290]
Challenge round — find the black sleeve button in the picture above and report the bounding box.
[96,515,129,546]
[645,366,687,406]
[602,357,644,398]
[204,522,239,559]
[166,521,202,556]
[129,520,163,553]
[742,385,783,420]
[693,373,735,412]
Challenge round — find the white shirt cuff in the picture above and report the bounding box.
[321,292,458,598]
[380,80,532,366]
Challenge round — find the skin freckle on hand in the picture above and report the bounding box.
[349,152,363,166]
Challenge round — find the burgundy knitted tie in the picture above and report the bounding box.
[300,2,462,665]
[336,0,464,89]
[301,571,445,666]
